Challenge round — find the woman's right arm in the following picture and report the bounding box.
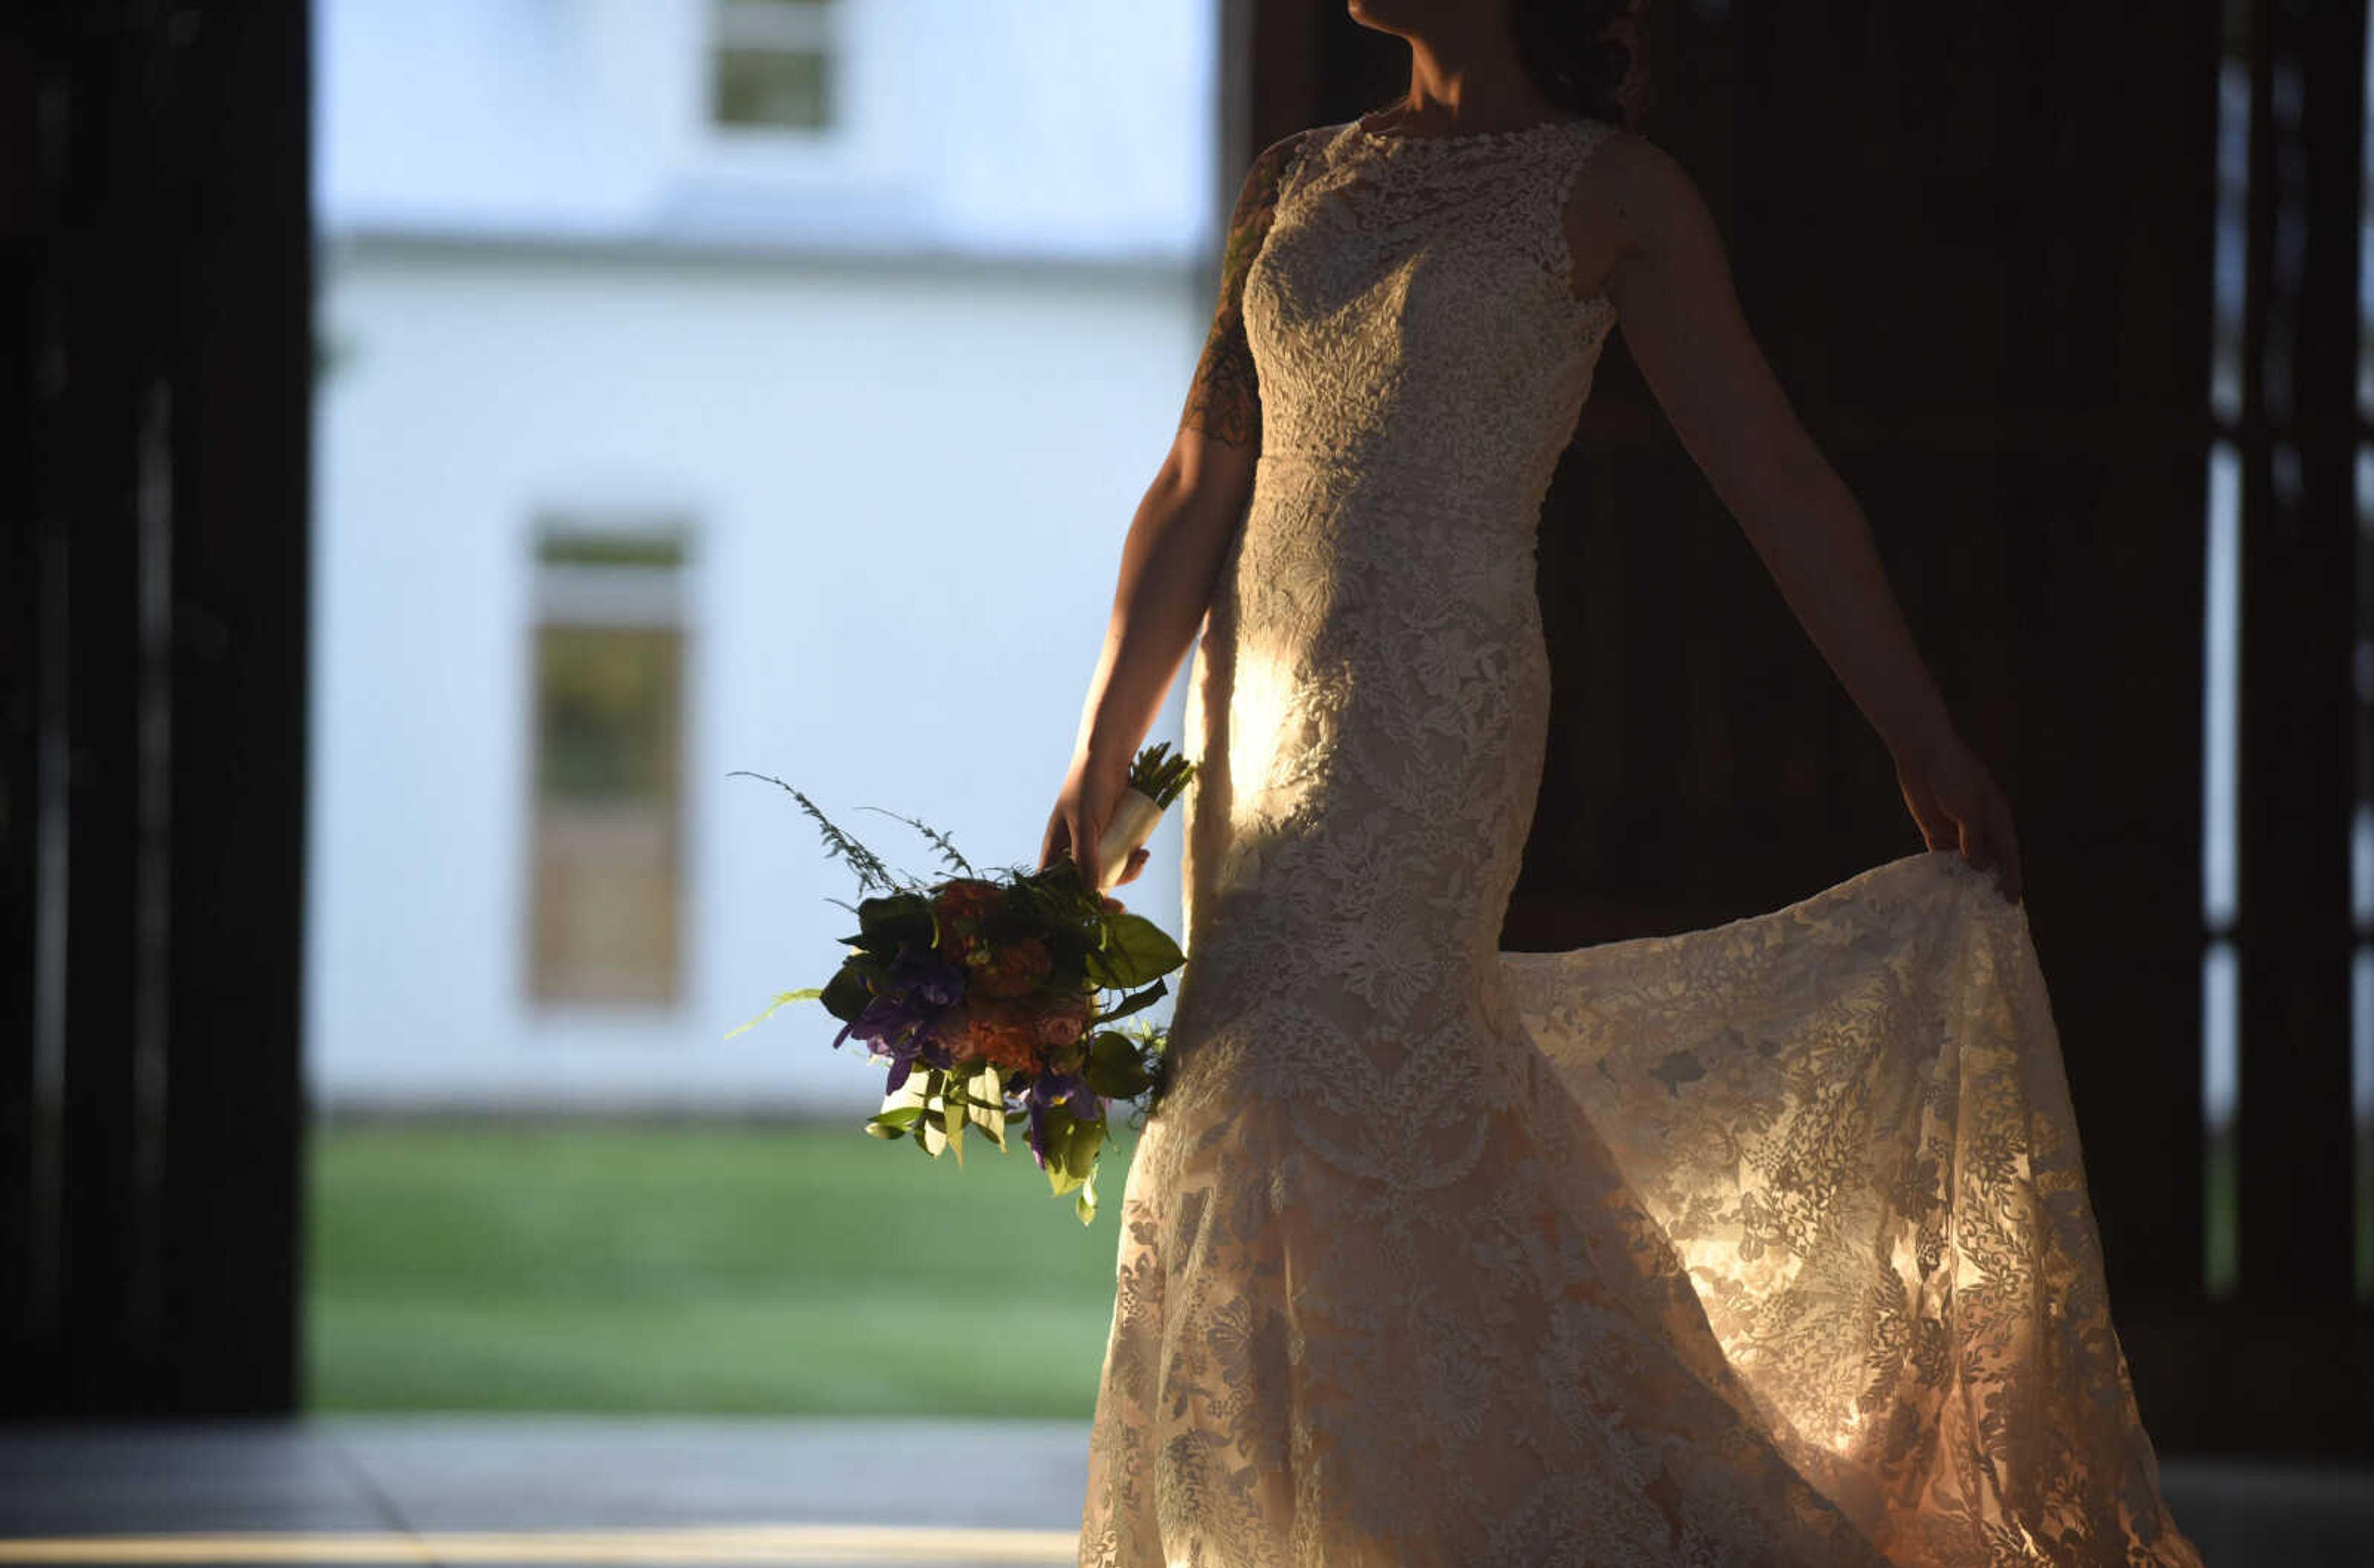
[1037,129,1308,890]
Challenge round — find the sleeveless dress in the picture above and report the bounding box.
[1076,116,2203,1568]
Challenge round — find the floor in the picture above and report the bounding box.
[0,1418,2368,1566]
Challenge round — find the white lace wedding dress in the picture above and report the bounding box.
[1076,114,2203,1568]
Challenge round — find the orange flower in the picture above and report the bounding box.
[966,998,1044,1075]
[932,878,1003,960]
[971,934,1053,999]
[935,878,1003,922]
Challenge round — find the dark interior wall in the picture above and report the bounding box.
[2226,0,2369,1447]
[1232,0,2369,1452]
[2,2,311,1417]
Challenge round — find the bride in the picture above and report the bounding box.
[1037,2,2202,1564]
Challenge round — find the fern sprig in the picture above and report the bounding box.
[727,770,900,894]
[853,805,976,878]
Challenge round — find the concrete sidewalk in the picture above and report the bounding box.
[1,1417,2367,1565]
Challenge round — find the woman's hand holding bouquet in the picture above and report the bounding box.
[1039,742,1190,894]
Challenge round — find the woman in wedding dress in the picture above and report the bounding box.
[1036,2,2204,1564]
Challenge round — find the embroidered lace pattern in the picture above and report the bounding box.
[1076,117,2203,1568]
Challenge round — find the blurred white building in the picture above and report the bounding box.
[308,0,1219,1114]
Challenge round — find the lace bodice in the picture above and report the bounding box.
[1170,115,1621,1160]
[1242,117,1619,484]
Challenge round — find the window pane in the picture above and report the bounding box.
[531,625,683,1004]
[713,47,830,130]
[536,626,679,801]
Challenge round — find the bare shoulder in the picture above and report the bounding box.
[1563,129,1721,295]
[1568,129,1703,233]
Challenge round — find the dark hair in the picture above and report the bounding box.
[1508,0,1648,127]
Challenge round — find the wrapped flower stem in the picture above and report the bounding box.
[1090,739,1198,892]
[1094,788,1165,892]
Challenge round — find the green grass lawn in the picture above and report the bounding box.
[305,1117,1138,1415]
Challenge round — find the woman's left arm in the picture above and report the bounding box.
[1581,133,2023,901]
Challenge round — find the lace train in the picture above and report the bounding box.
[1502,849,2200,1566]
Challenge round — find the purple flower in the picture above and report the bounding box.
[1019,1069,1106,1169]
[833,945,966,1094]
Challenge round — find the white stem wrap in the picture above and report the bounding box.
[1093,788,1165,892]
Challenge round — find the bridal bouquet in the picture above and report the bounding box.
[728,744,1198,1223]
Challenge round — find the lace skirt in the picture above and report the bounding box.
[1074,849,2204,1568]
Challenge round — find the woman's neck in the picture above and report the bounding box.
[1376,33,1560,136]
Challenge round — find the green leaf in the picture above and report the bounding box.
[819,965,874,1023]
[1082,1032,1154,1100]
[1074,1160,1099,1226]
[943,1080,966,1168]
[853,893,935,956]
[1039,1103,1086,1197]
[868,1104,925,1132]
[861,1117,907,1140]
[1098,978,1168,1024]
[877,1070,930,1124]
[1066,1112,1108,1183]
[1084,913,1185,989]
[916,1069,950,1158]
[964,1066,1007,1150]
[1043,1107,1107,1203]
[724,987,823,1040]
